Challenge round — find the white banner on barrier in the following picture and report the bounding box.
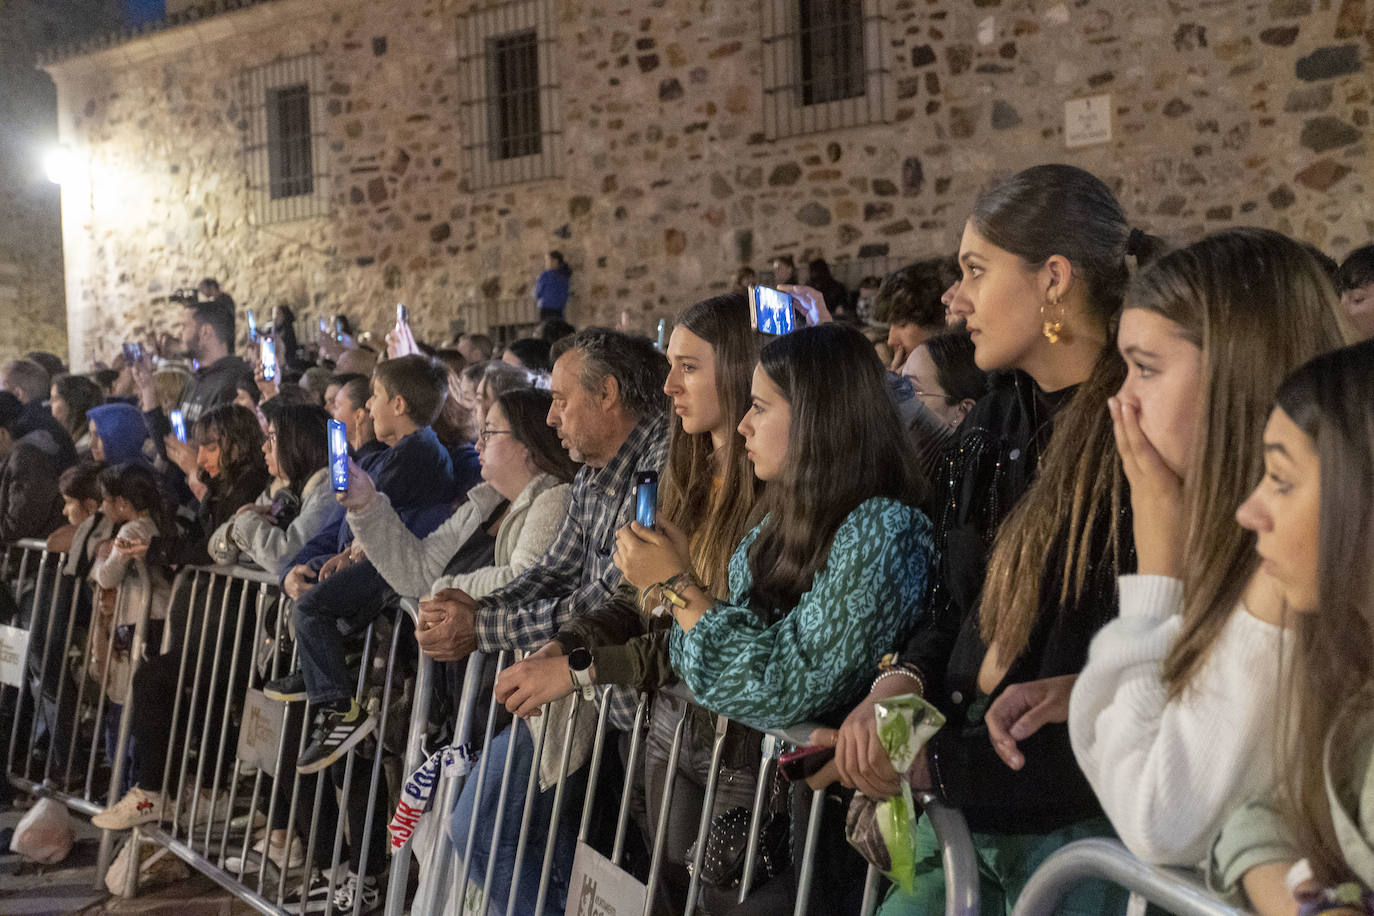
[0,624,30,688]
[568,842,646,916]
[236,687,286,778]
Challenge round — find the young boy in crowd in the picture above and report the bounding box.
[267,354,459,772]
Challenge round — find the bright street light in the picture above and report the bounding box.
[42,145,78,185]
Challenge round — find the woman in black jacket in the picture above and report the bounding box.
[822,164,1164,915]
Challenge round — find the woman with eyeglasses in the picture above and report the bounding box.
[345,386,580,609]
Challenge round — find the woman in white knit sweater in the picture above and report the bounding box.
[344,387,578,602]
[1062,229,1353,866]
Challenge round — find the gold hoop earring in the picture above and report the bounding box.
[1041,297,1065,344]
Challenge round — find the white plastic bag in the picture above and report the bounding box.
[104,833,188,896]
[10,797,74,864]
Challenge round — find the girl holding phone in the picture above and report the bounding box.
[488,292,768,912]
[616,322,933,915]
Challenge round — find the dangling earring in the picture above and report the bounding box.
[1041,297,1065,344]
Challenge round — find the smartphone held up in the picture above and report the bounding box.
[328,419,350,493]
[634,470,658,529]
[260,337,278,381]
[748,285,796,335]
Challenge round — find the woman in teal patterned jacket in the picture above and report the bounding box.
[616,323,934,731]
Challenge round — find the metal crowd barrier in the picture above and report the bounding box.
[1011,838,1249,916]
[386,606,982,916]
[4,544,1148,916]
[2,537,157,884]
[126,562,410,916]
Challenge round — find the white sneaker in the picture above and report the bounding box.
[333,870,381,912]
[93,786,164,830]
[225,832,305,874]
[178,789,232,828]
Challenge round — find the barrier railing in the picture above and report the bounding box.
[124,562,408,916]
[386,615,981,916]
[3,536,158,885]
[1010,838,1249,916]
[9,547,1222,916]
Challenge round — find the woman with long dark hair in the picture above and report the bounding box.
[50,374,102,455]
[1209,339,1374,914]
[491,292,767,912]
[187,403,271,538]
[209,403,333,578]
[828,164,1165,914]
[613,322,931,914]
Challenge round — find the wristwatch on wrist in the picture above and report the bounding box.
[567,647,596,701]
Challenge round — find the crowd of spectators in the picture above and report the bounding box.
[4,180,1374,916]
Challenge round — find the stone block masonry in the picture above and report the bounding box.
[37,0,1374,368]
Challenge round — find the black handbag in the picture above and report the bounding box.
[685,771,792,890]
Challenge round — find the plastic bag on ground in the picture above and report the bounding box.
[10,797,75,864]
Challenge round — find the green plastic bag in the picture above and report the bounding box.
[871,693,946,895]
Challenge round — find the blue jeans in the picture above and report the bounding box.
[293,560,395,707]
[449,721,586,915]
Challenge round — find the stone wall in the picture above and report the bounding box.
[0,4,70,363]
[43,0,1373,368]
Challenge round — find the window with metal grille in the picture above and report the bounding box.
[267,84,314,199]
[761,0,891,139]
[238,54,329,224]
[487,29,541,161]
[799,0,865,105]
[458,0,562,190]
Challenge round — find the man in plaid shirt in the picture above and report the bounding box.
[414,327,669,911]
[415,327,669,664]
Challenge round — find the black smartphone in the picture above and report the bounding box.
[779,745,836,782]
[260,337,278,381]
[328,419,349,492]
[748,285,796,335]
[635,470,658,528]
[169,409,187,443]
[247,308,258,343]
[396,302,408,325]
[122,342,143,364]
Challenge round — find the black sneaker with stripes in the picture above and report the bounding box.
[296,699,375,775]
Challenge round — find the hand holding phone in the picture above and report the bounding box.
[748,285,796,335]
[779,745,836,782]
[260,337,278,382]
[328,419,350,493]
[635,470,658,529]
[396,303,409,326]
[122,342,143,365]
[169,409,187,443]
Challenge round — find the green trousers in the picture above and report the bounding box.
[877,812,1130,916]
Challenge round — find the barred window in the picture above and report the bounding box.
[239,54,329,224]
[762,0,890,139]
[487,29,541,161]
[458,0,562,190]
[266,84,314,200]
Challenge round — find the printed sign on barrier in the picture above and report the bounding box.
[236,687,286,778]
[0,624,30,688]
[568,842,646,916]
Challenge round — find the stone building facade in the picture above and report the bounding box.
[38,0,1373,368]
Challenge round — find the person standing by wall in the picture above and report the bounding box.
[535,250,573,321]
